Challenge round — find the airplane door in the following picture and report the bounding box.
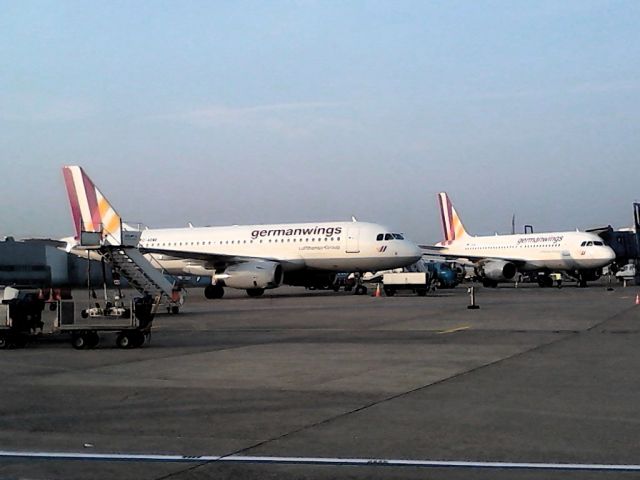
[346,227,360,253]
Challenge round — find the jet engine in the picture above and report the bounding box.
[478,260,517,281]
[218,261,284,290]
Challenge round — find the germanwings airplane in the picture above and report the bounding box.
[62,166,422,298]
[428,192,615,287]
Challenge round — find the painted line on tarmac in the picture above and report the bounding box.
[1,450,640,471]
[437,325,470,335]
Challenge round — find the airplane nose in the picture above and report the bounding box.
[605,246,616,262]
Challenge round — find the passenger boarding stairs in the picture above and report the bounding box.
[102,247,175,301]
[79,226,179,309]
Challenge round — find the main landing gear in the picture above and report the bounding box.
[204,284,224,299]
[352,274,368,295]
[246,288,265,297]
[537,274,554,288]
[577,274,588,288]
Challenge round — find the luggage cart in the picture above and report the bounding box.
[0,287,159,349]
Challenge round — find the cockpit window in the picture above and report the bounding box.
[376,233,383,241]
[393,233,404,240]
[580,241,586,246]
[594,241,604,246]
[586,241,593,246]
[384,233,393,241]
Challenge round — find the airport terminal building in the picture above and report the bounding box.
[0,237,112,288]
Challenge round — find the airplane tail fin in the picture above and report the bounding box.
[437,192,469,243]
[62,166,124,245]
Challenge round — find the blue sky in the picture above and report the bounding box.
[1,0,639,241]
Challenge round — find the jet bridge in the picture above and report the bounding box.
[592,202,640,284]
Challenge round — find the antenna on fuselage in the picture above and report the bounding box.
[511,214,516,235]
[351,216,358,222]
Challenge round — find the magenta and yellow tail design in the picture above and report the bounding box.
[437,192,469,244]
[62,166,122,244]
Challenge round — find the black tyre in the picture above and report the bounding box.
[131,331,145,348]
[482,278,498,288]
[384,288,395,297]
[538,276,553,288]
[170,305,180,315]
[116,332,132,349]
[0,335,7,349]
[416,288,428,296]
[11,334,28,348]
[72,333,88,350]
[87,332,100,349]
[246,288,265,297]
[204,284,224,299]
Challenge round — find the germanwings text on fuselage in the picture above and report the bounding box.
[250,226,343,240]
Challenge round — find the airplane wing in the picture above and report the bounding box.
[139,247,297,271]
[418,245,527,267]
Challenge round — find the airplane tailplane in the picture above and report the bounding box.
[437,192,469,243]
[62,166,124,245]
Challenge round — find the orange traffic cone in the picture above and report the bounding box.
[374,283,382,297]
[636,293,640,306]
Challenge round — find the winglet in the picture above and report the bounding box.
[62,166,123,245]
[437,192,469,243]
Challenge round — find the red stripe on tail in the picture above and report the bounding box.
[62,168,82,238]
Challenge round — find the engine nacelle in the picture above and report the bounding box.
[478,260,517,281]
[218,261,283,290]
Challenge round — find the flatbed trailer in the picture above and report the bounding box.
[0,288,157,349]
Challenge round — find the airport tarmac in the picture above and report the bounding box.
[1,282,639,479]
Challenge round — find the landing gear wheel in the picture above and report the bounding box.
[416,288,428,296]
[482,278,498,288]
[384,288,395,297]
[354,285,368,295]
[170,305,180,314]
[204,284,224,299]
[246,288,265,297]
[537,275,553,288]
[0,335,7,349]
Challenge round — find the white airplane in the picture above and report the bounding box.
[425,192,616,287]
[62,166,422,298]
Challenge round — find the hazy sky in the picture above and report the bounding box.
[1,0,639,242]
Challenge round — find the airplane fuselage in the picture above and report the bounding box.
[437,231,615,271]
[139,221,422,277]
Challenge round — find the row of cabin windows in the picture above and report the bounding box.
[580,241,604,247]
[465,243,561,250]
[376,233,405,241]
[143,237,341,248]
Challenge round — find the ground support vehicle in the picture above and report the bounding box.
[382,272,433,296]
[0,287,159,349]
